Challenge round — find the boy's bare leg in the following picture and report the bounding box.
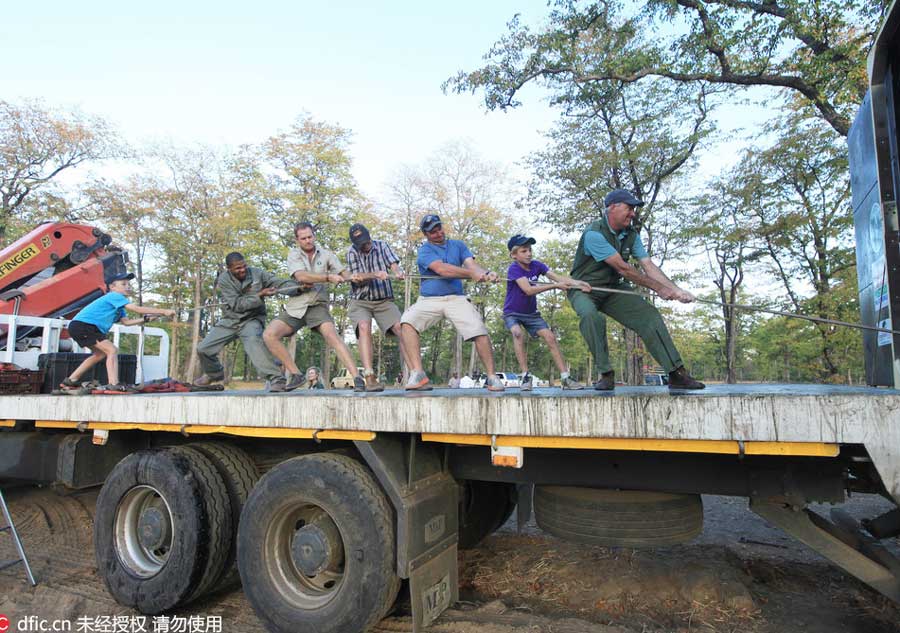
[263,321,300,375]
[510,325,528,373]
[472,335,496,375]
[538,329,568,374]
[100,340,120,384]
[67,345,108,383]
[317,322,359,377]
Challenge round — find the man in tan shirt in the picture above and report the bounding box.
[262,222,364,392]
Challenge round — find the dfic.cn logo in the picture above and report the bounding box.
[0,613,10,633]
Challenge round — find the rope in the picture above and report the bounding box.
[176,273,900,338]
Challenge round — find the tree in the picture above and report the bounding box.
[445,0,885,136]
[0,100,114,242]
[742,121,855,378]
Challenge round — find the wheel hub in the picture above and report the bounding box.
[137,506,170,552]
[290,512,344,576]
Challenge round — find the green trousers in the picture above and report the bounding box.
[568,289,683,374]
[197,319,282,380]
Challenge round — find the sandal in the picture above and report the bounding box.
[59,378,81,390]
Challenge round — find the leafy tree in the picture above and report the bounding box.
[0,100,115,242]
[445,0,885,136]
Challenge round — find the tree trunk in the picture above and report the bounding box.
[185,272,202,381]
[625,330,643,385]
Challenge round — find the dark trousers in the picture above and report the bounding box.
[568,289,683,374]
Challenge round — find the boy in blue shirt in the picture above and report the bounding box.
[504,234,589,391]
[60,272,175,391]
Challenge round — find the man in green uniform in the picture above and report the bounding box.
[194,252,286,387]
[569,189,705,391]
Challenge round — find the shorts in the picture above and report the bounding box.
[503,312,551,338]
[348,299,402,337]
[68,320,106,347]
[400,295,488,341]
[274,303,333,334]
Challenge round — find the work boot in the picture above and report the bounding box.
[405,370,433,391]
[284,373,304,392]
[485,376,506,392]
[365,372,384,392]
[520,372,533,391]
[353,375,366,392]
[593,371,615,391]
[193,373,224,387]
[268,376,287,392]
[561,376,585,390]
[668,366,705,390]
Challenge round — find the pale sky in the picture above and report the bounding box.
[1,1,564,201]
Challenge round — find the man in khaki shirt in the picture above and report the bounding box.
[262,222,364,392]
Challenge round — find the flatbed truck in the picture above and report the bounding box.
[5,3,900,633]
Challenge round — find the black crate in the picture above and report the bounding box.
[38,353,137,393]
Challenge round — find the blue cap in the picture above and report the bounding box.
[604,189,645,207]
[507,234,536,251]
[109,272,135,282]
[420,214,442,232]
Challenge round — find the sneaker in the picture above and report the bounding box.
[193,373,224,387]
[668,366,705,390]
[405,370,433,391]
[285,373,304,392]
[365,373,384,392]
[268,376,287,392]
[561,376,585,390]
[593,371,615,391]
[353,375,366,392]
[520,373,533,391]
[485,376,506,392]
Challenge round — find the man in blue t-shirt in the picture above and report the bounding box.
[60,272,175,391]
[504,234,589,391]
[399,214,506,391]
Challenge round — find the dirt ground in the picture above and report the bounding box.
[1,486,899,633]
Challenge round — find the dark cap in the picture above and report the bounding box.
[348,223,371,247]
[109,272,135,283]
[420,214,442,232]
[604,189,645,207]
[507,234,536,251]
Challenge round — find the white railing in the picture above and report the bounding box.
[1,314,170,382]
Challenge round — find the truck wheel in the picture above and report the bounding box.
[534,487,703,548]
[93,446,233,613]
[190,441,259,590]
[458,480,517,549]
[238,453,400,633]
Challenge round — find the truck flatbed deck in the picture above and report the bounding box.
[4,383,899,497]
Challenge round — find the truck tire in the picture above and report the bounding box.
[534,486,703,548]
[93,446,233,613]
[238,453,400,633]
[190,441,259,590]
[458,480,517,549]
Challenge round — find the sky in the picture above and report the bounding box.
[1,1,564,201]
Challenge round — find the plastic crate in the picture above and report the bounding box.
[37,353,137,394]
[0,364,43,395]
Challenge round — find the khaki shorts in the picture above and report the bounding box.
[348,299,402,337]
[275,303,333,333]
[400,295,488,341]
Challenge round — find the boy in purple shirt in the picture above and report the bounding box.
[504,234,590,391]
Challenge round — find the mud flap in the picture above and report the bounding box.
[409,543,459,631]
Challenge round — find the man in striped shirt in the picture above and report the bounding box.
[346,223,408,392]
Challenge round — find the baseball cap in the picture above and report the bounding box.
[604,189,645,207]
[348,223,371,247]
[109,272,135,283]
[420,214,442,232]
[507,234,536,251]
